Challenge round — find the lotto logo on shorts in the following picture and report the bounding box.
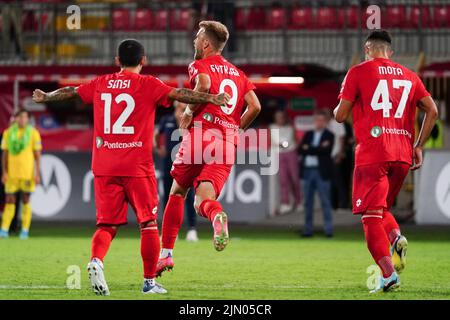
[356,199,362,207]
[370,126,382,138]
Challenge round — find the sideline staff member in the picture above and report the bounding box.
[0,109,41,239]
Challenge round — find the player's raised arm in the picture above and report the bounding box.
[240,90,261,131]
[32,87,79,103]
[411,96,439,170]
[179,73,211,129]
[168,87,229,106]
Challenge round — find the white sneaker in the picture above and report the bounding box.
[87,258,110,296]
[142,279,167,294]
[279,204,292,215]
[186,229,199,242]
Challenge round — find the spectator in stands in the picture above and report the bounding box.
[270,110,301,215]
[327,111,348,209]
[299,110,334,237]
[1,1,25,58]
[0,109,41,239]
[155,102,198,242]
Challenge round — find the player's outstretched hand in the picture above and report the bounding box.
[411,146,423,171]
[210,92,231,106]
[32,89,47,103]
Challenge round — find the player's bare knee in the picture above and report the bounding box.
[169,181,188,198]
[141,219,157,229]
[5,194,16,204]
[22,194,31,204]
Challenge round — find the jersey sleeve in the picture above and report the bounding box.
[32,128,42,151]
[77,77,98,104]
[188,60,209,83]
[147,76,174,108]
[244,76,256,94]
[413,75,431,104]
[1,130,9,150]
[338,67,359,102]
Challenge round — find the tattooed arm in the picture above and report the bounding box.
[168,88,229,106]
[32,87,79,103]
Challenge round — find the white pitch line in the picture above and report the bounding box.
[0,285,67,290]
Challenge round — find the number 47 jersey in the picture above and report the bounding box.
[77,70,173,177]
[188,55,255,138]
[339,57,430,166]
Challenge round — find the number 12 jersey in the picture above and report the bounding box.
[77,70,173,177]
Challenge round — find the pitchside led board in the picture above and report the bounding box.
[415,150,450,225]
[30,152,271,223]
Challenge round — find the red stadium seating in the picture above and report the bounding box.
[112,9,131,31]
[266,8,285,30]
[170,9,191,30]
[247,7,266,30]
[384,5,407,28]
[289,7,314,29]
[234,7,248,30]
[316,7,338,29]
[154,9,169,30]
[134,9,153,31]
[338,6,359,29]
[408,5,431,28]
[433,5,450,28]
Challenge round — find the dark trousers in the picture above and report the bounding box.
[302,168,333,235]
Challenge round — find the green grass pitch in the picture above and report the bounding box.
[0,224,449,300]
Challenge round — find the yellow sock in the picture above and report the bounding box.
[1,203,16,232]
[21,203,32,232]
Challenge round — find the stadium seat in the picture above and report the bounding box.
[316,7,338,29]
[433,5,450,28]
[384,5,407,28]
[266,8,286,30]
[247,7,266,30]
[112,9,130,31]
[134,9,153,31]
[338,6,359,29]
[170,9,191,30]
[234,7,248,30]
[154,9,169,30]
[408,5,431,28]
[289,7,314,29]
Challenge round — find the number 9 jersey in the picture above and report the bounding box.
[188,54,256,138]
[339,58,430,166]
[77,70,173,177]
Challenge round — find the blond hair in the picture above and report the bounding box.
[199,20,229,51]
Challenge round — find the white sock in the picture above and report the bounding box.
[160,248,173,258]
[144,278,155,286]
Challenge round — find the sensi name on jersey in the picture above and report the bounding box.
[107,79,131,89]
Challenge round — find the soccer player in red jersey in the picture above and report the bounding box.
[31,39,230,295]
[334,30,438,293]
[157,21,261,276]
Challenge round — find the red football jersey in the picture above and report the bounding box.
[339,58,430,166]
[188,55,256,137]
[77,70,173,176]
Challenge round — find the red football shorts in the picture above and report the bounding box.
[170,129,235,197]
[94,176,159,226]
[352,161,410,214]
